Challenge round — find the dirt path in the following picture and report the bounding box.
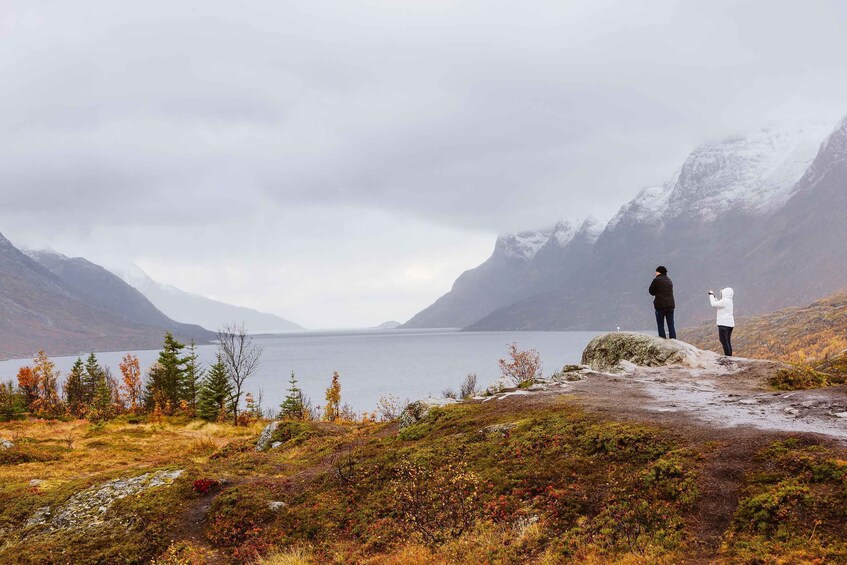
[531,357,847,442]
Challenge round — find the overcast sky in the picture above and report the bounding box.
[2,1,847,328]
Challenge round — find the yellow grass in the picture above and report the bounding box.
[0,417,264,492]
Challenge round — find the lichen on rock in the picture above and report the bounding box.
[398,397,458,429]
[581,332,713,372]
[0,439,13,450]
[255,420,279,451]
[25,469,184,532]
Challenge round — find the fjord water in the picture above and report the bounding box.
[0,329,600,414]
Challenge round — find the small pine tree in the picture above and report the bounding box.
[280,371,306,420]
[182,341,204,410]
[83,352,102,404]
[64,358,87,417]
[88,368,114,422]
[82,353,114,419]
[145,332,187,412]
[245,392,257,419]
[324,371,341,422]
[0,380,26,421]
[197,354,233,421]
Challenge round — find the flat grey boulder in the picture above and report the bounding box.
[581,332,717,372]
[25,469,183,531]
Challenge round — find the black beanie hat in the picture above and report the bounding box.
[656,266,667,274]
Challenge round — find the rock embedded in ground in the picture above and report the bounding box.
[581,332,718,372]
[255,420,279,451]
[479,423,517,437]
[0,439,13,450]
[25,469,184,531]
[398,397,458,429]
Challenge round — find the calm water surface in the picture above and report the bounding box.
[0,329,601,414]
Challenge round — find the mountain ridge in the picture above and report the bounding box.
[406,119,847,331]
[0,233,212,360]
[118,267,305,333]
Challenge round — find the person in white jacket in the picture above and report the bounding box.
[708,287,735,356]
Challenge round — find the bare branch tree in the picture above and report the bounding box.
[217,322,263,425]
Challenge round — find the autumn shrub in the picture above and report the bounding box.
[192,478,220,494]
[723,439,847,562]
[459,373,479,399]
[735,479,812,536]
[498,343,543,386]
[206,482,284,557]
[0,442,65,465]
[151,541,215,565]
[393,459,482,544]
[768,365,840,390]
[814,352,847,381]
[577,422,671,462]
[255,546,316,565]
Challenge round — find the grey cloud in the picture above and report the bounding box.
[4,0,847,232]
[2,0,847,326]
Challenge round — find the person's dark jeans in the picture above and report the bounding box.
[718,325,733,356]
[655,308,676,339]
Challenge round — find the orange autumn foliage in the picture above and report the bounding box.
[119,354,143,413]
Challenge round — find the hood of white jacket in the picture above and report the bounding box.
[721,287,734,299]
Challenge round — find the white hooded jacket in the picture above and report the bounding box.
[709,287,735,327]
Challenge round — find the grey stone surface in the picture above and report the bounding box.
[25,469,183,531]
[581,332,710,372]
[398,397,458,429]
[255,421,279,451]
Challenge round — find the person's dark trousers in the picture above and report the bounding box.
[718,325,733,356]
[655,308,676,339]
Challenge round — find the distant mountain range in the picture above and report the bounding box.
[117,267,304,334]
[0,237,212,360]
[404,117,847,331]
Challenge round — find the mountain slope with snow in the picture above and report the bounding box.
[408,119,847,332]
[401,217,601,329]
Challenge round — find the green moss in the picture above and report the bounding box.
[723,439,847,562]
[0,442,67,466]
[268,421,329,447]
[577,422,671,462]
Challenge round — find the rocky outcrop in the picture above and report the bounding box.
[581,332,718,372]
[25,469,183,532]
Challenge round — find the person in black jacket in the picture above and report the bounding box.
[648,265,676,339]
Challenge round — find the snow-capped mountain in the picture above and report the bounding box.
[608,124,829,230]
[401,217,602,329]
[408,117,847,331]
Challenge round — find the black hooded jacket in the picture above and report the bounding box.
[649,274,675,310]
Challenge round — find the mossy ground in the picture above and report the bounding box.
[2,399,846,564]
